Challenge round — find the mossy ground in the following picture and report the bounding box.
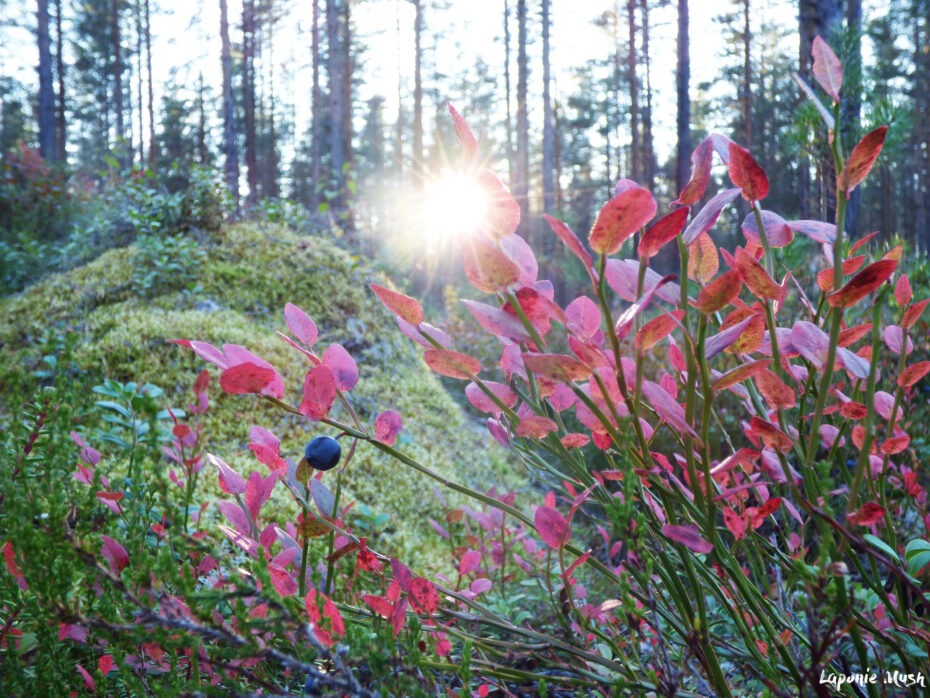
[0,223,525,569]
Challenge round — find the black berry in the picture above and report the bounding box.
[304,435,341,471]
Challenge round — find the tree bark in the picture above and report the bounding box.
[515,0,529,236]
[219,0,240,209]
[640,0,654,191]
[541,0,555,213]
[675,0,690,196]
[412,0,423,168]
[626,0,640,182]
[311,0,322,205]
[243,0,258,204]
[37,0,55,161]
[326,0,349,212]
[111,0,125,162]
[144,0,156,168]
[842,0,861,237]
[54,0,67,162]
[503,0,514,184]
[741,0,752,148]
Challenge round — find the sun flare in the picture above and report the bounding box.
[419,171,490,244]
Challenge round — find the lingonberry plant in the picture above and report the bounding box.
[4,35,929,696]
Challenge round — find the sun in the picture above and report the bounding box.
[419,171,490,244]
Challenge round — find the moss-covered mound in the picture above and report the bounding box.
[0,223,523,567]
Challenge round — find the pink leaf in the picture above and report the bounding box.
[464,381,518,414]
[728,144,769,201]
[682,188,741,244]
[674,137,714,205]
[323,344,359,391]
[838,126,888,196]
[899,362,930,388]
[370,283,423,326]
[787,219,835,244]
[639,206,690,258]
[662,524,713,553]
[447,103,479,162]
[409,577,440,615]
[705,313,762,359]
[463,237,521,292]
[543,214,594,273]
[374,410,403,445]
[641,379,698,438]
[99,655,115,675]
[741,210,793,248]
[459,550,481,576]
[304,589,345,647]
[299,365,337,420]
[284,303,319,346]
[501,234,538,286]
[811,35,843,101]
[515,416,558,439]
[208,453,246,494]
[396,318,451,348]
[476,169,521,239]
[564,296,602,340]
[848,502,885,527]
[895,274,912,307]
[76,664,96,692]
[521,353,592,382]
[424,349,481,380]
[589,186,657,255]
[462,299,532,343]
[828,259,897,308]
[535,505,570,548]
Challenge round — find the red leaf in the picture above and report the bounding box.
[391,597,408,638]
[827,259,897,308]
[374,410,403,445]
[903,299,929,329]
[697,270,743,314]
[899,362,930,388]
[447,103,479,163]
[370,283,423,326]
[741,210,793,248]
[755,369,796,410]
[192,369,210,396]
[462,299,532,343]
[535,505,570,548]
[284,303,319,346]
[516,416,558,439]
[409,577,440,615]
[713,359,772,392]
[323,344,359,391]
[881,435,910,454]
[811,35,843,101]
[756,497,782,520]
[543,214,594,273]
[895,274,912,307]
[662,524,713,554]
[564,296,602,340]
[639,207,690,258]
[682,188,741,244]
[561,433,590,449]
[849,230,881,255]
[463,237,521,292]
[838,126,888,196]
[674,137,714,205]
[847,502,886,527]
[883,325,913,355]
[101,535,129,573]
[636,310,685,351]
[817,255,866,292]
[476,169,521,239]
[424,349,481,380]
[748,417,793,453]
[299,365,337,420]
[838,322,872,347]
[521,353,592,382]
[219,363,275,395]
[723,508,748,540]
[641,379,698,438]
[363,594,393,618]
[76,664,96,692]
[687,231,719,283]
[98,655,115,675]
[614,274,678,338]
[304,589,345,647]
[589,186,657,255]
[733,247,782,300]
[705,312,762,359]
[728,144,769,201]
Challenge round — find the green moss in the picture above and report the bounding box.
[0,223,524,569]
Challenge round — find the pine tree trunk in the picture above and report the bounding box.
[675,0,690,196]
[135,0,143,166]
[145,0,156,167]
[37,0,55,161]
[515,0,529,236]
[326,0,347,212]
[412,0,423,168]
[541,0,555,213]
[503,0,514,184]
[219,0,240,209]
[243,0,258,204]
[112,0,125,162]
[640,0,654,191]
[54,0,67,162]
[311,0,322,206]
[742,0,752,148]
[197,73,207,166]
[842,0,861,237]
[626,0,640,182]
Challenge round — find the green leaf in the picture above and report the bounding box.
[905,540,930,576]
[95,400,132,418]
[863,534,899,561]
[372,513,391,527]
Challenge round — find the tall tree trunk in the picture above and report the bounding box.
[112,0,125,162]
[503,0,514,183]
[741,0,752,148]
[326,0,348,212]
[541,0,554,213]
[842,0,861,237]
[799,0,841,221]
[393,0,403,174]
[54,0,66,162]
[515,0,529,236]
[412,0,423,168]
[144,0,156,167]
[640,0,654,191]
[37,0,55,161]
[219,0,240,209]
[267,2,279,199]
[243,0,258,204]
[626,0,640,182]
[675,0,690,196]
[135,0,144,166]
[197,73,208,166]
[311,0,322,205]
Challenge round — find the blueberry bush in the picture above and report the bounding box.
[3,37,930,696]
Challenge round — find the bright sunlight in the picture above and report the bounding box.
[419,171,490,245]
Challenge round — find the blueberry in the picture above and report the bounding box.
[304,435,341,471]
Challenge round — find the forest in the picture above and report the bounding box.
[2,0,930,695]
